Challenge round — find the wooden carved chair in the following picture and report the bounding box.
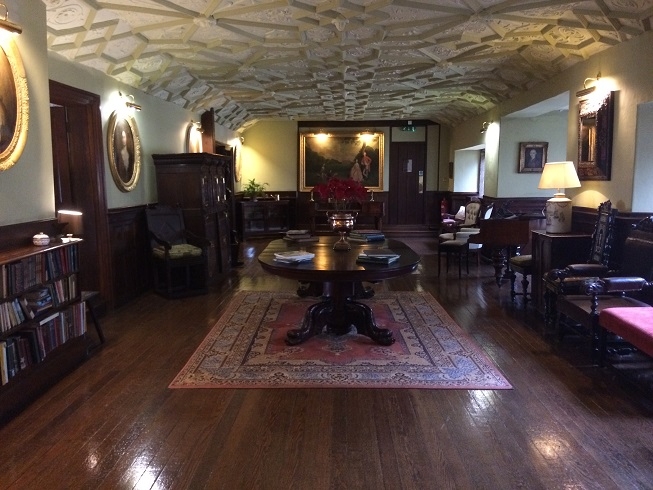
[145,205,211,298]
[543,200,617,326]
[554,216,653,359]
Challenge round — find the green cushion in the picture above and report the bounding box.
[153,243,202,259]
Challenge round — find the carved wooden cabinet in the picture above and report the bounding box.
[152,153,233,281]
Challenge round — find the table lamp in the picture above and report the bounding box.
[57,209,83,242]
[538,161,581,233]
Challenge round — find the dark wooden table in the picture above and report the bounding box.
[258,237,420,346]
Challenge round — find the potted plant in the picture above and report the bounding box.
[243,178,268,201]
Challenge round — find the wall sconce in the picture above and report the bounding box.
[191,120,203,133]
[480,121,491,134]
[576,72,601,98]
[0,4,22,35]
[57,209,84,242]
[120,91,141,112]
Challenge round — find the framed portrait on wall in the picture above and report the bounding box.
[0,35,29,172]
[299,131,384,191]
[107,111,141,192]
[518,142,548,173]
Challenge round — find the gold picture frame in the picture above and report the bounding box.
[299,131,384,191]
[0,35,29,172]
[107,111,141,192]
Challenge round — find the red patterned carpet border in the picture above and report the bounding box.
[169,291,512,390]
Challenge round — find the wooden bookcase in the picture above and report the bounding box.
[0,240,88,423]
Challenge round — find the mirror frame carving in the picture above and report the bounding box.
[577,91,614,181]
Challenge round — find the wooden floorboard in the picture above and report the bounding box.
[1,237,653,489]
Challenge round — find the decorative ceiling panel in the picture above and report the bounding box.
[42,0,653,131]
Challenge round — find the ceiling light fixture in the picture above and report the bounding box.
[0,4,22,35]
[576,72,601,98]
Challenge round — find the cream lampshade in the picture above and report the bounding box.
[538,161,581,233]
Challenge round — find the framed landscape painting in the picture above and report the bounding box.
[299,132,384,192]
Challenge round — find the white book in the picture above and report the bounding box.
[274,251,315,260]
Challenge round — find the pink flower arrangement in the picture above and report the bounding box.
[312,177,368,210]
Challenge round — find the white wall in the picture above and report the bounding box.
[497,111,569,197]
[632,101,653,211]
[239,120,299,192]
[452,150,479,192]
[450,30,653,211]
[0,1,54,225]
[0,1,239,226]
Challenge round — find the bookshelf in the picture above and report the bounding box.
[0,240,88,423]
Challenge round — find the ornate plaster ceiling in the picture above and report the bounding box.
[43,0,653,131]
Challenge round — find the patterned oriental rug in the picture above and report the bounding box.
[169,291,512,390]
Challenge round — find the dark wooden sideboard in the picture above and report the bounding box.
[530,230,592,315]
[239,200,290,239]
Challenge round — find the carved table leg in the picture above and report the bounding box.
[490,247,508,287]
[286,281,394,346]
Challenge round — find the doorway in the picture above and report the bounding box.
[49,81,112,307]
[387,141,426,225]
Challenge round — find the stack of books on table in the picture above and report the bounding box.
[356,249,400,264]
[283,230,319,243]
[274,251,315,263]
[349,229,386,242]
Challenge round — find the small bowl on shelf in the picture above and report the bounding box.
[32,232,51,246]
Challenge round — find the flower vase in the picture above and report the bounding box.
[328,212,356,251]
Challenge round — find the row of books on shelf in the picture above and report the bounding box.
[356,249,400,264]
[0,274,78,332]
[1,245,79,298]
[283,229,319,243]
[349,230,386,242]
[0,302,86,385]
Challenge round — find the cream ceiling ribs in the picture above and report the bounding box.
[43,0,653,131]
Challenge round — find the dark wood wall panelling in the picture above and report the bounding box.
[107,206,151,307]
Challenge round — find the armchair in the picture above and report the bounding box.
[543,200,617,325]
[145,205,211,298]
[553,216,653,358]
[440,198,482,234]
